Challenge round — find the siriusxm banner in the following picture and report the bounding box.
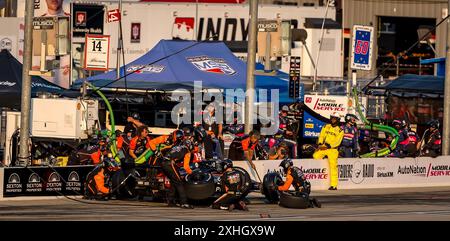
[302,111,325,138]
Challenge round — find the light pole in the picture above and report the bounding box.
[245,0,258,134]
[18,0,34,166]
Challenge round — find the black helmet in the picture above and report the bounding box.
[345,113,358,123]
[428,119,440,129]
[131,112,140,120]
[172,130,184,144]
[182,127,193,137]
[279,158,293,172]
[193,126,207,143]
[219,159,233,172]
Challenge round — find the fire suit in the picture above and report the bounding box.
[420,129,442,157]
[313,124,344,188]
[161,141,192,205]
[340,125,359,158]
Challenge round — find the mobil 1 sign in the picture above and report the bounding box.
[84,34,110,71]
[351,25,374,71]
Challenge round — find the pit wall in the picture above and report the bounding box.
[233,156,450,190]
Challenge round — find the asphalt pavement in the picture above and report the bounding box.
[1,186,450,221]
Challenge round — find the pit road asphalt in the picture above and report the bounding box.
[1,186,450,221]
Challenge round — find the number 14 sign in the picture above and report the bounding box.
[351,25,374,71]
[84,34,111,71]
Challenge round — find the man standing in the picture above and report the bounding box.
[313,112,344,190]
[340,114,359,158]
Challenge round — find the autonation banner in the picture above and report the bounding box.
[234,156,450,190]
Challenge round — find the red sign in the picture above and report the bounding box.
[107,9,121,23]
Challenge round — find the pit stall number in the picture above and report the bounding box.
[84,34,110,71]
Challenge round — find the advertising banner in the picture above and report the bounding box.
[234,156,450,191]
[2,166,94,197]
[72,3,105,38]
[304,95,349,120]
[302,111,325,138]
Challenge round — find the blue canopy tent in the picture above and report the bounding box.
[72,40,292,104]
[368,74,444,98]
[0,49,73,110]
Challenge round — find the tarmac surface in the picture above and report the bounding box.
[1,186,450,221]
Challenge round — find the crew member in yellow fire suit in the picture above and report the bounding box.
[313,112,344,190]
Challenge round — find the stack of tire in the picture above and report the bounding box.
[261,172,311,209]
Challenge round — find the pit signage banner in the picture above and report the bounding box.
[351,25,374,71]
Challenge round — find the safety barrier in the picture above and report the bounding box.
[233,156,450,190]
[2,157,450,198]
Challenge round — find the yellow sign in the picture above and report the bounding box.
[305,123,314,128]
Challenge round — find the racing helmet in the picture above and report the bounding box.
[345,113,358,123]
[279,158,293,172]
[172,130,184,144]
[131,112,140,120]
[221,159,233,171]
[428,119,440,129]
[392,119,402,128]
[193,126,207,144]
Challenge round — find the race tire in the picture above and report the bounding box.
[111,169,139,199]
[184,170,215,200]
[279,191,310,209]
[262,172,282,203]
[232,167,252,198]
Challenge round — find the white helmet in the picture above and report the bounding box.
[330,112,341,119]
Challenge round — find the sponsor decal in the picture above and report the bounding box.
[305,123,314,129]
[313,98,346,112]
[26,173,43,192]
[376,166,393,178]
[126,65,165,74]
[300,167,328,180]
[303,131,319,137]
[187,56,236,75]
[338,161,374,184]
[46,172,62,192]
[172,17,195,40]
[66,171,81,191]
[397,165,427,177]
[5,173,22,193]
[427,164,450,177]
[0,81,16,87]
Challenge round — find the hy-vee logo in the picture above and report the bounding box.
[187,56,236,75]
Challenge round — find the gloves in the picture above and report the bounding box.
[275,178,284,186]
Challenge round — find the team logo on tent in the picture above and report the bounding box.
[126,65,165,74]
[187,56,236,75]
